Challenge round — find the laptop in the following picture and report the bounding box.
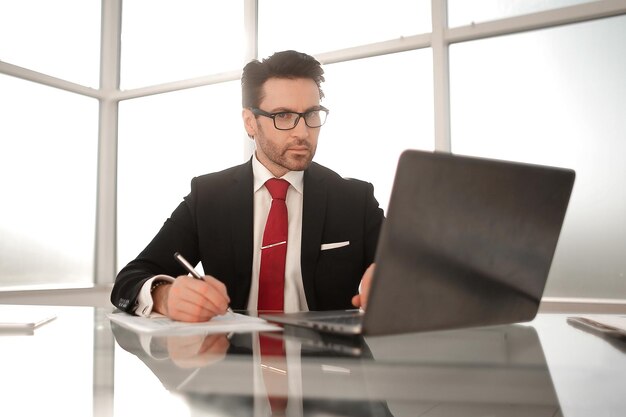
[262,150,575,336]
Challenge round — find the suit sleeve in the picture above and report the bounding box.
[363,181,385,267]
[111,178,202,313]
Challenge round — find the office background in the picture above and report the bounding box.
[1,0,625,309]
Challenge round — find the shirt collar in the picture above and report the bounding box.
[252,153,304,194]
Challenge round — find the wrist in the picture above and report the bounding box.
[151,282,172,315]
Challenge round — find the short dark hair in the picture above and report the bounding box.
[241,50,325,108]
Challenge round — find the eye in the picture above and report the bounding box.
[274,112,297,121]
[305,110,319,118]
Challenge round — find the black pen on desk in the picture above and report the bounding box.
[173,252,234,314]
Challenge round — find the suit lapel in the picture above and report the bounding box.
[301,164,327,310]
[226,160,254,308]
[224,160,327,310]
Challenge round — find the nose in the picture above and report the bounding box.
[291,115,310,138]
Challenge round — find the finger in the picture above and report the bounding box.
[168,287,224,322]
[359,264,375,310]
[351,294,362,308]
[360,286,369,310]
[170,294,227,322]
[168,298,217,322]
[169,277,229,320]
[198,277,231,314]
[180,275,230,310]
[202,276,231,304]
[168,282,214,317]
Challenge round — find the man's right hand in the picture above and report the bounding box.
[152,275,231,322]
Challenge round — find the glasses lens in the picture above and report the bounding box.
[273,112,299,130]
[304,109,328,128]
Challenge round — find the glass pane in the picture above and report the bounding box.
[114,343,191,415]
[0,307,94,415]
[448,0,600,27]
[121,0,245,89]
[449,16,626,298]
[0,75,98,288]
[117,81,245,269]
[258,0,431,58]
[0,0,100,87]
[316,50,435,212]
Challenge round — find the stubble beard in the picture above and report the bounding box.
[280,140,316,172]
[257,127,317,173]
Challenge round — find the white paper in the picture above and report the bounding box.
[107,311,282,335]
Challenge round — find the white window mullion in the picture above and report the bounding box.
[0,61,101,98]
[448,0,626,43]
[242,0,258,160]
[95,0,122,285]
[432,0,451,152]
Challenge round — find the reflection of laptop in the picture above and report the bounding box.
[360,324,561,411]
[262,150,575,335]
[261,322,366,356]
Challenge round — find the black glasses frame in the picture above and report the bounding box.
[250,106,329,130]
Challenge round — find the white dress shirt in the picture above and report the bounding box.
[135,154,309,317]
[247,155,309,313]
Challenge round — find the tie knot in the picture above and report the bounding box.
[265,178,289,200]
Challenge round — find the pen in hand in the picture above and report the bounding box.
[174,252,234,315]
[174,251,203,279]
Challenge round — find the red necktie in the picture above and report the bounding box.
[259,334,288,414]
[258,178,289,312]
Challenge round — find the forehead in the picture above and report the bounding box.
[260,77,320,111]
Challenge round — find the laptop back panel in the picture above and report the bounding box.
[362,150,575,335]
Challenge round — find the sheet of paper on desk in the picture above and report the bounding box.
[567,315,626,338]
[107,311,282,335]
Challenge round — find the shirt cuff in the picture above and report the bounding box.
[135,275,175,317]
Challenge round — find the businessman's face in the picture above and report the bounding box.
[243,77,321,177]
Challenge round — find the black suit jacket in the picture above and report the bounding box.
[112,159,384,312]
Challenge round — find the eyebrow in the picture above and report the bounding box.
[267,105,323,113]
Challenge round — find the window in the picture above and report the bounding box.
[117,81,243,268]
[0,0,100,87]
[0,75,98,288]
[316,51,434,211]
[258,0,431,57]
[120,0,245,89]
[450,15,626,298]
[1,1,624,300]
[448,0,601,27]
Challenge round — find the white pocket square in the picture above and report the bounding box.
[320,241,350,251]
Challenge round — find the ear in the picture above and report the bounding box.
[242,108,257,138]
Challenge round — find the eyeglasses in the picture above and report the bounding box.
[251,106,329,130]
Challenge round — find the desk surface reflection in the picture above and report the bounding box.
[1,306,624,417]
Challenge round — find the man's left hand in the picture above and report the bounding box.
[352,263,375,310]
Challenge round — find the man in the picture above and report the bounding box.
[111,50,384,322]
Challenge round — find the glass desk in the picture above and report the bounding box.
[0,306,624,417]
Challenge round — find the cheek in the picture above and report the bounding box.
[266,133,290,149]
[309,133,320,149]
[257,134,283,155]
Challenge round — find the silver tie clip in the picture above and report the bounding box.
[261,241,287,250]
